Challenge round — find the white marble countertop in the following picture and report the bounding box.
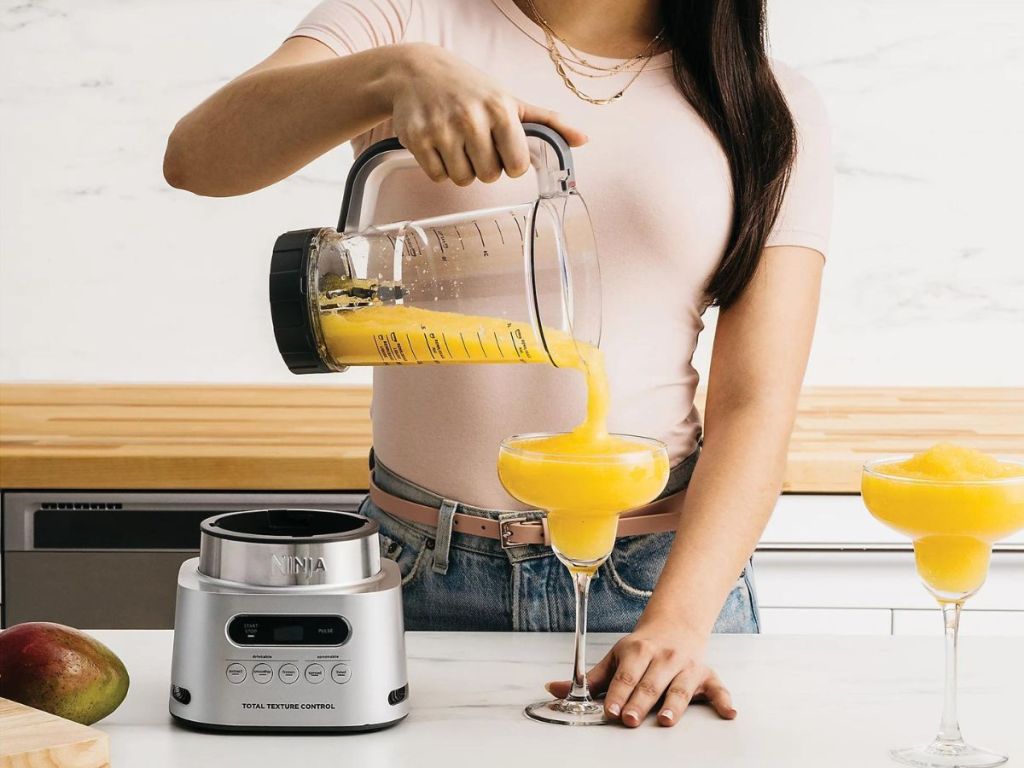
[89,630,1022,767]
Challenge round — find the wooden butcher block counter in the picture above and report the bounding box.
[0,384,1022,492]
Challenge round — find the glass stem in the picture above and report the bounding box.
[567,569,593,702]
[936,601,964,745]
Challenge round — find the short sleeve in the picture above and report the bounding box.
[290,0,415,56]
[766,63,833,259]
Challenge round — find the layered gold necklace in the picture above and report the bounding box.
[524,0,666,105]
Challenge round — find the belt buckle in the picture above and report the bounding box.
[498,513,540,550]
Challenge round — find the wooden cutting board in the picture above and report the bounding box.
[0,698,109,768]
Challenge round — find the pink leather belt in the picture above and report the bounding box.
[369,478,686,549]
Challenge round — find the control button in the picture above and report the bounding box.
[225,663,246,684]
[331,663,352,684]
[304,663,325,684]
[171,684,191,704]
[388,683,409,706]
[279,663,299,684]
[252,663,273,684]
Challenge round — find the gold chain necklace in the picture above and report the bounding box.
[523,0,665,105]
[524,0,664,74]
[543,29,657,104]
[556,46,660,79]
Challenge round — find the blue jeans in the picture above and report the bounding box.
[361,453,760,633]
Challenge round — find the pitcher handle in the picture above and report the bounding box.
[338,123,576,233]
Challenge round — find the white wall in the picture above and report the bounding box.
[1,0,1022,387]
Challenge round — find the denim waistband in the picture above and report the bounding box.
[369,448,698,520]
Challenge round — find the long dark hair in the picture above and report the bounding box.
[661,1,796,308]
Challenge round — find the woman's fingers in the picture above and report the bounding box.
[655,665,737,727]
[400,98,580,185]
[491,112,531,178]
[621,657,678,728]
[389,47,583,183]
[517,101,589,147]
[463,120,503,183]
[436,138,475,187]
[544,652,615,700]
[544,680,569,698]
[699,673,737,720]
[406,140,448,183]
[602,644,654,721]
[655,665,703,727]
[582,652,616,695]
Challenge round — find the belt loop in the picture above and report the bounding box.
[432,498,458,575]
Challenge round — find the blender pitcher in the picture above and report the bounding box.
[269,124,600,373]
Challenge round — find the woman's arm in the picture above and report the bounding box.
[647,245,823,637]
[548,245,823,726]
[163,38,586,197]
[164,38,390,196]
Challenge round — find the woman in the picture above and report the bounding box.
[165,0,831,728]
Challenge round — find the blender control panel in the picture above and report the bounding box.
[227,614,350,646]
[221,615,353,692]
[222,660,352,685]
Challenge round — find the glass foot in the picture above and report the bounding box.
[525,698,609,726]
[890,741,1007,768]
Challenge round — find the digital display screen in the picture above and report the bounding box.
[273,625,304,643]
[227,615,350,646]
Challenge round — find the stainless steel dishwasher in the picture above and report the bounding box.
[1,491,364,629]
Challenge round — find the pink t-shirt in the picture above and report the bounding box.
[291,0,833,508]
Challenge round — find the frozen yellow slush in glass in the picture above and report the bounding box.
[862,444,1024,597]
[498,431,670,566]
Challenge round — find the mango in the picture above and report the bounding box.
[0,622,129,725]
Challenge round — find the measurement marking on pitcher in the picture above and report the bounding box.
[494,220,505,245]
[422,332,441,362]
[493,331,507,358]
[510,331,529,362]
[476,332,489,358]
[454,225,466,252]
[432,230,447,261]
[473,222,488,256]
[373,335,397,364]
[459,333,471,358]
[441,333,454,359]
[405,334,421,363]
[513,215,524,243]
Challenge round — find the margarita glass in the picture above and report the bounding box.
[862,449,1024,768]
[498,431,669,725]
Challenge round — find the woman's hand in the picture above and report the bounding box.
[385,43,587,186]
[546,619,736,727]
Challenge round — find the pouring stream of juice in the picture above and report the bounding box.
[322,305,668,568]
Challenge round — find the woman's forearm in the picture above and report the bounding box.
[165,38,587,196]
[644,247,823,638]
[641,397,797,638]
[163,46,404,196]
